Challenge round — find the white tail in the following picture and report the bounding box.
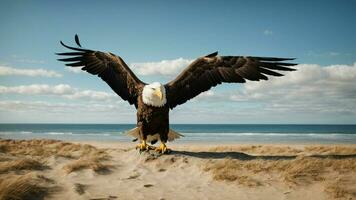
[125,127,184,142]
[126,127,140,139]
[167,129,184,142]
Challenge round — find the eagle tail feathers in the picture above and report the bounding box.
[168,129,184,142]
[125,127,140,138]
[125,127,184,142]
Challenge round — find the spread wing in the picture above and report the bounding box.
[57,35,145,107]
[165,52,296,109]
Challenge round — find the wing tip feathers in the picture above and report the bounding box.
[75,34,82,47]
[205,51,218,58]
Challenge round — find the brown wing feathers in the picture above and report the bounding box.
[57,35,145,106]
[165,53,296,109]
[57,36,296,110]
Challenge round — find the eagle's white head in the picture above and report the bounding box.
[142,82,167,107]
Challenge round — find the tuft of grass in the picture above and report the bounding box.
[73,183,86,195]
[213,172,262,187]
[63,156,112,174]
[0,144,6,153]
[304,145,356,155]
[325,176,356,199]
[209,145,302,155]
[0,139,109,160]
[0,174,50,200]
[0,139,111,175]
[204,156,356,187]
[282,157,327,184]
[204,159,261,187]
[0,158,45,173]
[0,139,112,199]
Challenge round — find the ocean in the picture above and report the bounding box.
[0,124,355,144]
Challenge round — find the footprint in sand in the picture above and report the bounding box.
[126,174,140,179]
[89,195,117,200]
[144,184,154,188]
[126,170,141,179]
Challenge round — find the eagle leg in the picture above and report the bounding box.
[155,142,170,154]
[136,140,149,152]
[136,140,155,152]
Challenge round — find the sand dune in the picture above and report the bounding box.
[0,139,355,200]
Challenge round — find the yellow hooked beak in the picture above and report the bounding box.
[154,88,163,101]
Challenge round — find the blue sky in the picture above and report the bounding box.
[0,0,355,124]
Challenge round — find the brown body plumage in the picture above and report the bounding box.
[136,94,170,144]
[57,35,297,153]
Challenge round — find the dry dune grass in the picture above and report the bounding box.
[204,156,356,184]
[0,158,45,173]
[208,145,356,157]
[0,173,53,200]
[0,144,6,153]
[0,139,112,199]
[0,139,111,174]
[0,139,109,160]
[63,156,112,174]
[209,145,303,155]
[325,176,356,199]
[72,183,86,195]
[1,139,111,174]
[204,155,356,198]
[0,139,111,173]
[304,145,356,155]
[211,165,262,187]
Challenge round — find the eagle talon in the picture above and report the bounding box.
[155,143,169,154]
[136,140,150,152]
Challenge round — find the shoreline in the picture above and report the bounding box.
[2,135,356,145]
[1,124,355,146]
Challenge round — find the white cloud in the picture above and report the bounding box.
[131,58,193,76]
[263,30,273,35]
[0,84,72,95]
[0,66,62,77]
[197,90,215,98]
[306,51,351,58]
[228,62,356,115]
[11,55,45,64]
[0,100,120,112]
[193,90,224,102]
[64,89,116,101]
[0,84,117,102]
[65,67,83,73]
[329,52,340,56]
[0,100,135,123]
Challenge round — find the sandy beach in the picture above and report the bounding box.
[0,139,355,200]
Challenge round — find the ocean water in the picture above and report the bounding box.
[0,124,355,144]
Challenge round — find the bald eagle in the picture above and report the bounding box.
[57,35,296,154]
